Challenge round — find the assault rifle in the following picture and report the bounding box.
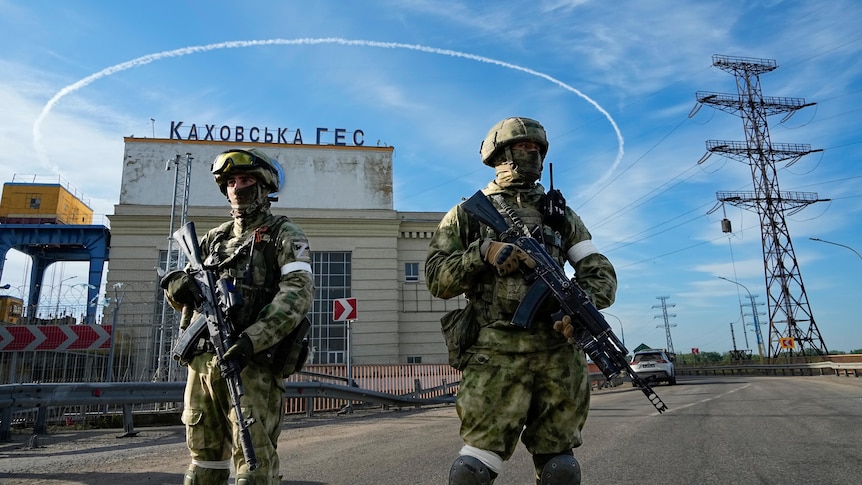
[173,221,259,470]
[460,191,668,414]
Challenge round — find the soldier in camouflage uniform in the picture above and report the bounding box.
[425,117,617,485]
[162,148,314,485]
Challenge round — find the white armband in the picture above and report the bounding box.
[280,261,313,276]
[567,240,598,265]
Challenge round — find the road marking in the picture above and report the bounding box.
[663,383,752,413]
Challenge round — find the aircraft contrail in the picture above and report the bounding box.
[33,38,624,188]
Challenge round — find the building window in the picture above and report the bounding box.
[407,356,422,364]
[309,251,352,365]
[29,197,40,209]
[405,262,419,283]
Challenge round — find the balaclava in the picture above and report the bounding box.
[229,179,271,218]
[494,145,543,188]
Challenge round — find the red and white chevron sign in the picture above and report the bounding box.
[0,325,112,352]
[333,297,358,322]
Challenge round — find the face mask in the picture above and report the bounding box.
[229,182,268,217]
[511,149,543,181]
[494,147,543,187]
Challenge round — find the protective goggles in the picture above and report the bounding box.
[210,149,272,175]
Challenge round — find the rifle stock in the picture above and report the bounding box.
[172,222,260,469]
[460,191,668,414]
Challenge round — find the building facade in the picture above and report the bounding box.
[106,135,461,381]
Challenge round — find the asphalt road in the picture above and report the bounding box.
[1,375,861,484]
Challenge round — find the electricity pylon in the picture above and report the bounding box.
[653,296,677,355]
[695,55,829,359]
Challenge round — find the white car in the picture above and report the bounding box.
[630,349,676,385]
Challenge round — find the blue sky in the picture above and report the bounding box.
[1,0,860,354]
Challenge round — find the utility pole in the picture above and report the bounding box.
[653,296,677,354]
[695,54,829,359]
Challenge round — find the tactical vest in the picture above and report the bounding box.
[204,214,291,336]
[471,193,568,327]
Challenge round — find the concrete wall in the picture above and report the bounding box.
[120,138,393,210]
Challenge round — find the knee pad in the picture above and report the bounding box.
[536,454,581,485]
[449,455,493,485]
[183,465,230,485]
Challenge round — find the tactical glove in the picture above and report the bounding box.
[159,269,200,311]
[223,335,254,370]
[553,314,576,340]
[480,239,536,276]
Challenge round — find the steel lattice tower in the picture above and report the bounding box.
[696,54,829,359]
[653,296,677,355]
[153,153,192,381]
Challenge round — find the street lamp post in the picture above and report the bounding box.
[67,283,98,324]
[601,311,625,349]
[53,275,77,318]
[718,276,765,360]
[809,238,862,261]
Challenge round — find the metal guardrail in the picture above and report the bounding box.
[0,381,459,410]
[0,379,457,442]
[676,360,862,378]
[0,382,184,409]
[0,370,615,441]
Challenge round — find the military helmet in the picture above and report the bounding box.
[211,148,282,195]
[479,117,549,166]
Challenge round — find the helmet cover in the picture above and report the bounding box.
[479,117,549,166]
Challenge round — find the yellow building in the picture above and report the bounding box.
[0,179,93,225]
[0,295,24,324]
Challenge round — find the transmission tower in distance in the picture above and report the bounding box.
[695,54,829,359]
[653,296,677,355]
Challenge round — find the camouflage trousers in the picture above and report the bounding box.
[182,352,286,484]
[456,345,590,460]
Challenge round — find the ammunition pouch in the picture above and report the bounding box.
[440,302,478,371]
[261,317,311,377]
[171,314,209,366]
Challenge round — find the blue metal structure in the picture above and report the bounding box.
[0,224,110,324]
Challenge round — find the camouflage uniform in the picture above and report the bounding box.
[426,118,616,483]
[180,209,313,484]
[165,148,314,485]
